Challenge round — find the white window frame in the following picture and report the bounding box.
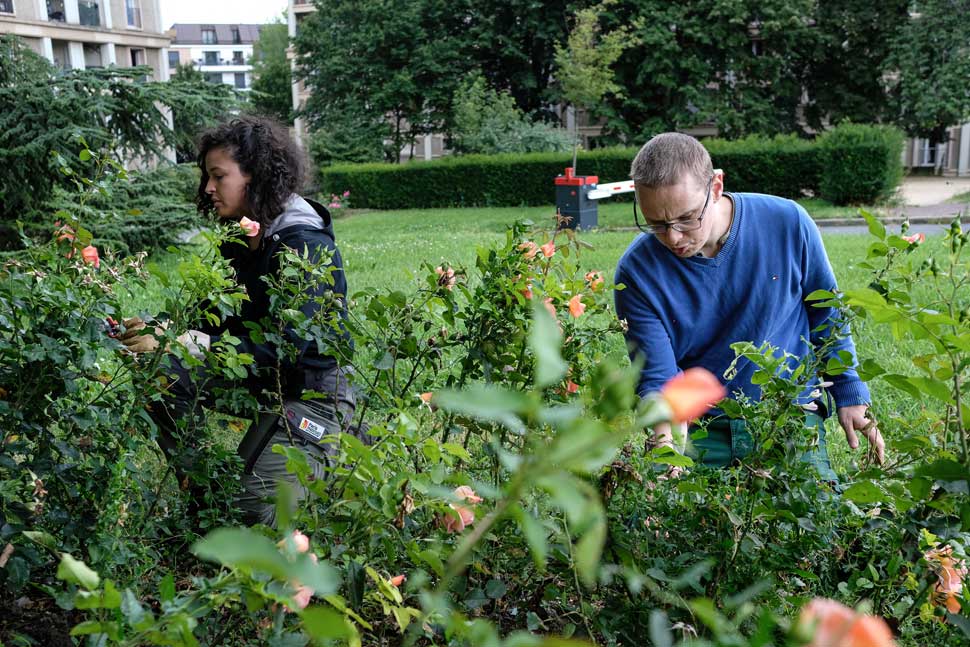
[0,0,15,16]
[125,0,141,29]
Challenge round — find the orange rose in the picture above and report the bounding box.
[566,380,579,394]
[518,241,539,260]
[799,598,895,647]
[660,368,726,424]
[81,245,100,269]
[390,574,406,587]
[568,294,586,318]
[540,240,555,258]
[585,271,604,290]
[925,545,967,614]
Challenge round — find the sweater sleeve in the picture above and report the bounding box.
[614,267,680,398]
[797,207,870,408]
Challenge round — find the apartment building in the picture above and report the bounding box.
[167,23,262,91]
[0,0,169,81]
[287,0,447,160]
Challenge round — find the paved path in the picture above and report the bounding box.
[896,175,970,206]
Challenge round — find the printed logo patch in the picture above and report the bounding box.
[298,417,326,440]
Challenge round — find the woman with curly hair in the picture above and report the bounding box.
[120,115,358,528]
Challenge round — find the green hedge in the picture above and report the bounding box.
[818,123,904,205]
[322,125,901,209]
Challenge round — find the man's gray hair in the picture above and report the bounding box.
[630,132,713,189]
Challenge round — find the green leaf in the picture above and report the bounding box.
[530,302,566,388]
[843,480,883,504]
[121,589,147,626]
[434,384,530,434]
[78,149,92,161]
[513,506,548,571]
[485,579,508,599]
[859,209,886,240]
[193,528,339,595]
[275,481,295,532]
[648,610,674,647]
[21,530,58,551]
[574,516,606,588]
[74,580,121,610]
[159,573,176,602]
[843,288,889,311]
[916,459,970,482]
[805,289,836,302]
[301,606,352,639]
[57,553,100,591]
[70,620,114,637]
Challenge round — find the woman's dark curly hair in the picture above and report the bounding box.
[195,115,305,226]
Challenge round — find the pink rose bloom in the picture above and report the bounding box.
[543,297,557,319]
[238,217,260,237]
[435,266,456,290]
[81,245,100,269]
[568,294,586,318]
[291,584,313,610]
[342,190,351,198]
[902,233,925,245]
[566,380,579,394]
[540,240,555,258]
[441,486,482,533]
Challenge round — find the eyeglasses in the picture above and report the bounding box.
[634,176,714,235]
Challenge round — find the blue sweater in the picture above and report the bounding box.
[614,192,870,412]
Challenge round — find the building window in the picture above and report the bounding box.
[203,51,218,66]
[0,0,14,15]
[234,72,246,89]
[125,0,141,28]
[129,48,144,67]
[202,27,217,44]
[232,51,244,65]
[231,26,241,44]
[168,51,179,68]
[78,0,100,26]
[204,73,222,84]
[47,0,66,22]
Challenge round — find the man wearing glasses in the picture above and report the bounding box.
[614,132,884,478]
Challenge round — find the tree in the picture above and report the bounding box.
[449,74,572,154]
[802,0,910,132]
[601,0,819,143]
[554,0,637,167]
[250,22,293,124]
[0,36,239,222]
[295,0,471,162]
[464,0,590,118]
[168,63,240,163]
[887,0,970,143]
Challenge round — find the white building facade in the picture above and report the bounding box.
[0,0,169,80]
[167,23,261,91]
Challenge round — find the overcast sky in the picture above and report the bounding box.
[160,0,288,29]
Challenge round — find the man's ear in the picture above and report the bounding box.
[711,169,726,201]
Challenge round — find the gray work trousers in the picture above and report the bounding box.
[150,355,357,527]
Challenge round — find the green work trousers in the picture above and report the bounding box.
[685,413,839,483]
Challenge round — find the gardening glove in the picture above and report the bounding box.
[176,330,211,360]
[837,404,885,465]
[119,317,167,354]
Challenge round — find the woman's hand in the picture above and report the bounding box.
[119,317,165,354]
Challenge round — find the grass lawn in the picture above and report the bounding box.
[144,202,935,474]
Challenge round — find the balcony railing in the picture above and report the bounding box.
[196,58,252,67]
[79,0,100,27]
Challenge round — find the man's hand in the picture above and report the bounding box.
[837,404,885,465]
[648,421,688,480]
